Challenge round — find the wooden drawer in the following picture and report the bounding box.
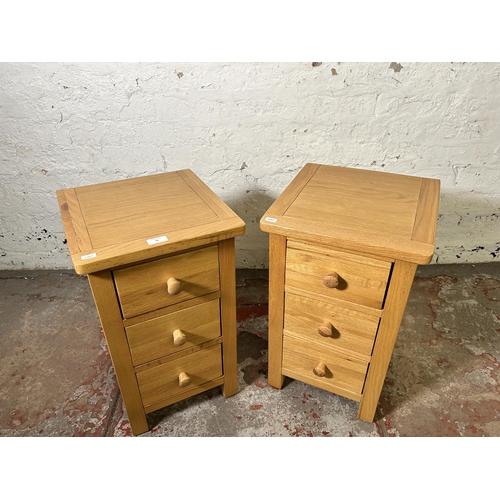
[126,298,221,366]
[113,245,220,318]
[285,240,392,309]
[284,293,380,356]
[282,333,369,400]
[137,344,223,407]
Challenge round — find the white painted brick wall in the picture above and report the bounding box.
[1,62,499,270]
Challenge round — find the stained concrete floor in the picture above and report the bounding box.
[1,263,499,437]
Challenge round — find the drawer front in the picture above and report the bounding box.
[126,299,221,366]
[284,293,379,356]
[285,241,392,309]
[137,344,223,407]
[114,245,220,318]
[282,333,368,398]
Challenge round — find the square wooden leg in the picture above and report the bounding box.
[267,234,287,389]
[219,238,238,398]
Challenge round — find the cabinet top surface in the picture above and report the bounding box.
[57,170,245,274]
[260,163,440,264]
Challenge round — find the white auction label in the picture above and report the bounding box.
[147,236,168,245]
[81,253,97,260]
[265,217,278,223]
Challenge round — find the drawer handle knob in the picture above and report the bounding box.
[173,328,187,346]
[323,272,339,289]
[167,277,182,295]
[178,372,191,387]
[318,321,333,337]
[313,362,327,377]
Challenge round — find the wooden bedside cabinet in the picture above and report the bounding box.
[260,163,440,422]
[56,170,245,435]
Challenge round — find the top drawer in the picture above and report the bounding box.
[114,245,220,318]
[285,241,392,309]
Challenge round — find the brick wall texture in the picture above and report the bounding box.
[1,62,499,269]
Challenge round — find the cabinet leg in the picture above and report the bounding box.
[267,234,287,389]
[219,238,238,397]
[358,260,417,422]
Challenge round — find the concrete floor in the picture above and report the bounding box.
[1,263,499,437]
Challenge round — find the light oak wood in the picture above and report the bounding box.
[284,165,422,239]
[263,163,321,218]
[87,271,149,435]
[261,163,439,422]
[75,173,219,248]
[284,293,380,355]
[283,330,371,364]
[261,164,440,264]
[125,298,220,366]
[285,286,383,318]
[263,216,436,264]
[282,356,363,402]
[56,170,245,274]
[144,376,224,414]
[57,169,245,435]
[282,334,368,399]
[318,321,333,337]
[286,241,392,309]
[56,190,92,256]
[123,291,220,327]
[412,177,441,246]
[267,234,287,389]
[173,329,187,346]
[167,277,182,295]
[68,218,245,275]
[313,361,326,377]
[134,337,223,374]
[218,238,238,397]
[114,245,220,318]
[177,169,242,220]
[178,372,191,387]
[137,344,222,407]
[323,272,339,289]
[358,260,417,422]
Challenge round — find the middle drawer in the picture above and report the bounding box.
[125,298,221,366]
[284,293,380,357]
[114,245,220,318]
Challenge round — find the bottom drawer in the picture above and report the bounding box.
[137,344,223,407]
[282,334,368,401]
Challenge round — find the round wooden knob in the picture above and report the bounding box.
[167,277,182,295]
[313,362,326,377]
[173,328,187,346]
[323,272,339,288]
[318,321,333,337]
[178,372,191,387]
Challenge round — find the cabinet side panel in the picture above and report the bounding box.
[358,260,417,422]
[87,271,149,435]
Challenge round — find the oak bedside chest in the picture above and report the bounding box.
[260,163,440,422]
[56,170,245,435]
